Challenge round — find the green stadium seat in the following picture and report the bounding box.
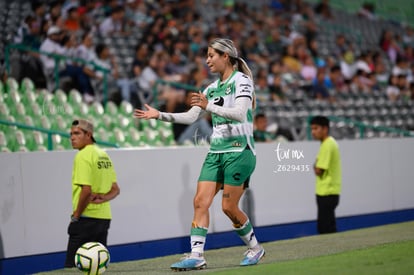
[39,115,52,129]
[20,77,35,94]
[144,128,162,146]
[113,127,126,145]
[13,102,27,121]
[30,131,48,151]
[95,127,114,144]
[22,115,35,127]
[78,102,89,116]
[68,89,83,114]
[0,102,10,118]
[0,146,11,153]
[159,127,175,146]
[62,102,75,119]
[101,114,114,129]
[0,131,8,148]
[54,89,68,105]
[117,114,132,130]
[6,89,21,105]
[12,130,30,152]
[0,81,4,95]
[90,101,105,117]
[54,115,68,131]
[50,134,64,150]
[22,90,38,106]
[27,102,43,125]
[127,127,145,146]
[104,101,118,116]
[119,100,133,116]
[6,77,19,92]
[68,89,82,104]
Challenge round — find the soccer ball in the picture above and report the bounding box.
[75,242,110,274]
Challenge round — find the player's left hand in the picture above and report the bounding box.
[90,193,105,204]
[191,91,208,109]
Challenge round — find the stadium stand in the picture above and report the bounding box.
[0,0,413,152]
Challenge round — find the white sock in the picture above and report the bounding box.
[234,220,259,249]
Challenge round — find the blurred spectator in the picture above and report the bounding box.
[18,16,46,88]
[255,67,270,95]
[311,69,333,101]
[75,32,95,65]
[386,74,400,102]
[254,113,276,143]
[314,0,333,20]
[240,30,268,68]
[355,52,373,75]
[374,59,389,88]
[406,82,414,101]
[282,44,302,74]
[124,0,150,29]
[357,2,376,20]
[31,1,47,31]
[21,18,42,50]
[40,26,94,97]
[402,26,414,47]
[265,29,285,59]
[64,6,82,33]
[61,33,80,68]
[166,48,188,78]
[301,55,317,81]
[379,29,393,52]
[333,34,353,60]
[392,56,410,76]
[268,73,287,103]
[75,32,100,92]
[92,43,133,104]
[308,38,325,67]
[407,63,414,83]
[397,74,409,100]
[339,51,356,81]
[186,56,208,88]
[99,6,129,36]
[39,26,67,79]
[402,45,414,63]
[134,51,166,107]
[349,69,373,94]
[44,1,63,24]
[131,42,150,79]
[14,15,34,44]
[61,0,80,17]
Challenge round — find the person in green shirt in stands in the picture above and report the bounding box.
[65,119,120,268]
[311,115,342,234]
[253,113,276,142]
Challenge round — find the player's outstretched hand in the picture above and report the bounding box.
[191,91,208,109]
[134,104,160,119]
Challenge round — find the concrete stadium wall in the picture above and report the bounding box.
[0,138,414,260]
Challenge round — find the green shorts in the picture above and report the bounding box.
[198,148,256,186]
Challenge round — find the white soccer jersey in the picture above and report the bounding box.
[203,70,255,154]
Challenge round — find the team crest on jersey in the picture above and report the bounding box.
[225,86,232,95]
[232,141,242,147]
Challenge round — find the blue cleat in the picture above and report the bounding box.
[170,254,207,271]
[240,245,265,266]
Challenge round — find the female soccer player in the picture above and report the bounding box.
[134,38,265,271]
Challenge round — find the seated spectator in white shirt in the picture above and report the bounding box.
[40,26,94,99]
[39,26,66,76]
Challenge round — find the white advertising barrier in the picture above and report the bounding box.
[0,138,414,259]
